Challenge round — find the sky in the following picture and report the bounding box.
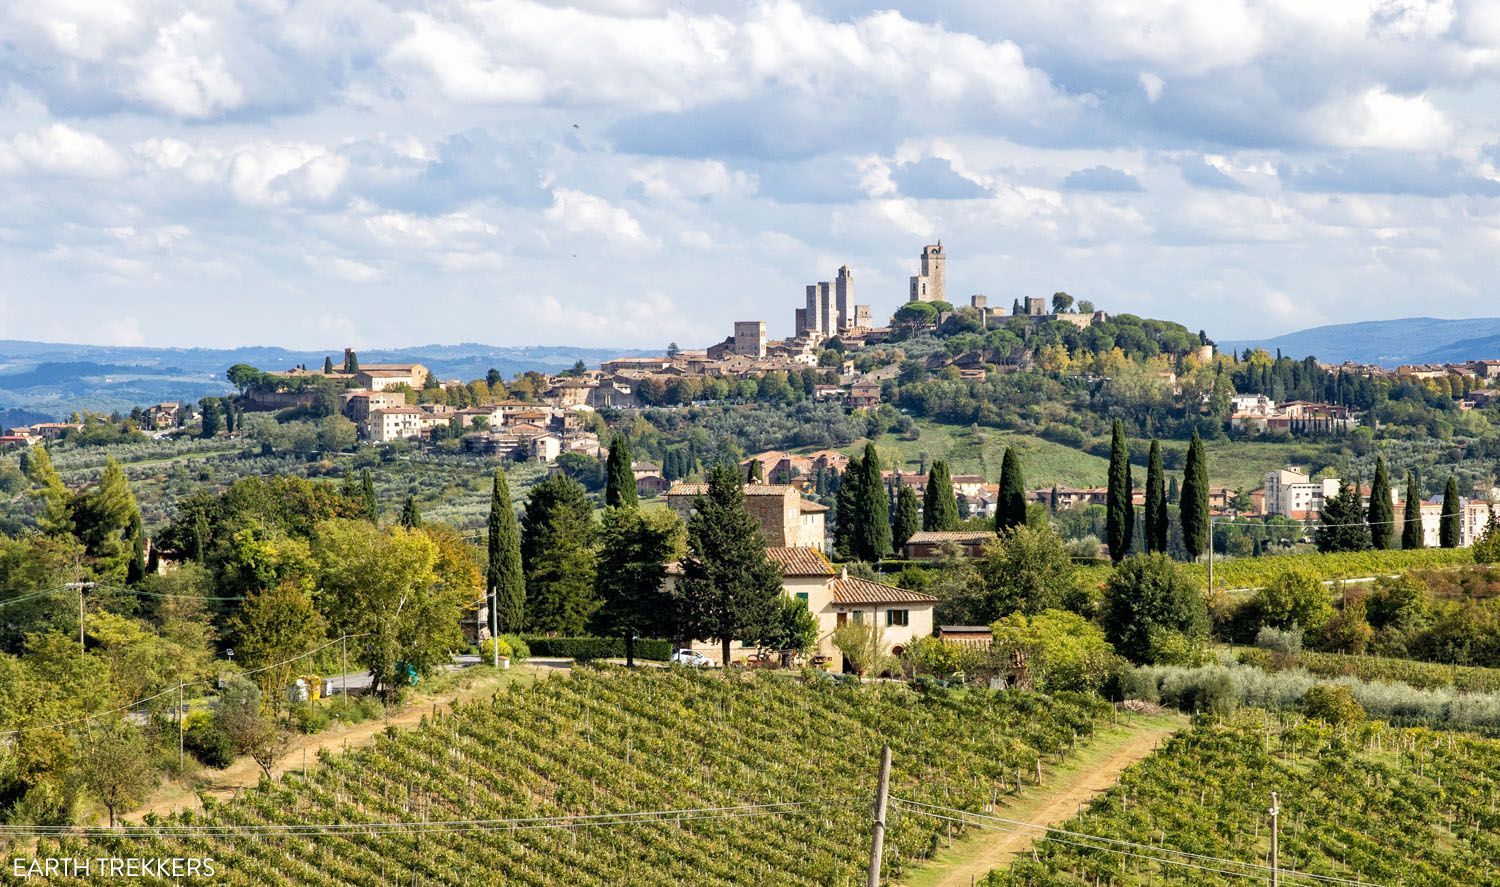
[4,1,1500,351]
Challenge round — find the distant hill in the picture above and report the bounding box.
[1218,317,1500,367]
[0,341,651,420]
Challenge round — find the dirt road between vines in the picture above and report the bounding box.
[905,712,1187,887]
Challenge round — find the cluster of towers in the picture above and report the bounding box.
[796,265,871,338]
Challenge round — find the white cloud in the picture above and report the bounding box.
[10,124,127,178]
[1139,72,1164,102]
[130,13,245,118]
[1312,86,1454,150]
[544,189,652,246]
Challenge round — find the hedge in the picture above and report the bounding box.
[520,636,673,661]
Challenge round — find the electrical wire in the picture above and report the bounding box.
[893,798,1384,887]
[0,800,848,838]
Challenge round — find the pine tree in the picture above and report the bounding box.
[1368,457,1395,550]
[24,445,73,537]
[72,457,140,582]
[1402,472,1424,550]
[677,463,784,667]
[922,460,958,530]
[520,474,598,634]
[360,469,378,522]
[1317,482,1370,553]
[892,485,920,553]
[323,356,334,374]
[487,470,525,633]
[595,507,683,666]
[1106,420,1134,564]
[1180,431,1209,560]
[605,434,638,509]
[996,447,1027,533]
[400,495,422,529]
[1440,475,1462,549]
[1144,439,1168,554]
[852,443,891,561]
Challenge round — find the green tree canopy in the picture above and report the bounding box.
[995,447,1027,533]
[1368,456,1395,550]
[593,506,685,656]
[892,485,920,552]
[677,463,784,667]
[1179,431,1209,559]
[976,525,1075,620]
[1317,481,1369,553]
[850,443,890,561]
[922,460,959,531]
[1105,419,1134,564]
[487,469,525,633]
[1440,476,1461,549]
[520,474,598,635]
[1144,440,1168,554]
[1103,553,1208,664]
[1402,472,1424,550]
[605,434,638,509]
[990,609,1113,693]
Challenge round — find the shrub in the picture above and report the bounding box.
[989,609,1116,693]
[1253,568,1332,632]
[1104,554,1208,664]
[1255,625,1303,656]
[479,637,512,662]
[291,701,330,734]
[901,636,979,680]
[1302,684,1365,726]
[500,634,530,663]
[1365,575,1431,633]
[182,710,232,769]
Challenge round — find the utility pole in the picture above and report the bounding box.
[177,683,185,769]
[491,590,499,670]
[1207,517,1214,596]
[63,581,96,655]
[341,634,349,702]
[1269,791,1280,887]
[867,744,891,887]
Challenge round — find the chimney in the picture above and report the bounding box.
[840,565,848,580]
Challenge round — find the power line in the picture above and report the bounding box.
[892,799,1382,887]
[0,800,845,838]
[0,633,363,738]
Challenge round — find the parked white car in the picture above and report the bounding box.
[670,649,715,668]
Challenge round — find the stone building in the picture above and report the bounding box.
[799,264,872,336]
[732,321,767,357]
[666,482,828,550]
[909,242,946,303]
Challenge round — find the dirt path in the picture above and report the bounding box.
[124,666,557,823]
[904,712,1187,887]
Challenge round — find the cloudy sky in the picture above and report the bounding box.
[4,0,1500,350]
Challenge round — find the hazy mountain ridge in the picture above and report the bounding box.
[1218,317,1500,367]
[0,341,652,420]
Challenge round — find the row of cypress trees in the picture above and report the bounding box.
[1106,419,1209,563]
[1322,455,1466,551]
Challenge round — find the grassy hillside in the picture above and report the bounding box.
[984,710,1500,886]
[851,421,1323,493]
[44,669,1113,886]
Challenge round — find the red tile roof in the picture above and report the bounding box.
[830,576,937,605]
[765,547,834,577]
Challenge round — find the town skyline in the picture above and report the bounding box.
[8,2,1500,349]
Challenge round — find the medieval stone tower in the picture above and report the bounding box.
[909,241,946,303]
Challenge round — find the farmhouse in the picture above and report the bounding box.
[903,530,995,560]
[667,482,828,551]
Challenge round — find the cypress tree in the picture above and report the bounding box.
[1440,476,1462,549]
[747,459,764,483]
[1144,440,1168,554]
[1180,431,1209,560]
[834,454,863,559]
[198,398,221,439]
[1167,474,1179,505]
[487,469,526,633]
[1106,420,1134,563]
[1402,472,1424,550]
[677,463,784,667]
[605,434,638,509]
[360,469,378,522]
[520,474,597,634]
[996,447,1027,533]
[223,400,236,434]
[126,510,146,585]
[400,495,422,529]
[1048,484,1059,514]
[892,485,920,553]
[344,351,360,374]
[922,460,958,531]
[1368,457,1394,550]
[323,355,334,374]
[852,443,891,561]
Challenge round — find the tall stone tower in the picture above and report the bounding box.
[908,241,946,303]
[834,265,854,331]
[804,284,823,335]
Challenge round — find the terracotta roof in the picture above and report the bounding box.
[765,547,835,577]
[830,576,937,605]
[799,500,829,513]
[668,483,795,497]
[905,531,995,544]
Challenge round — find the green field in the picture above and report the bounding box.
[847,421,1322,493]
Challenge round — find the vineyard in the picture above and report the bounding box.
[1236,647,1500,693]
[981,710,1500,886]
[31,668,1112,886]
[1074,547,1473,596]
